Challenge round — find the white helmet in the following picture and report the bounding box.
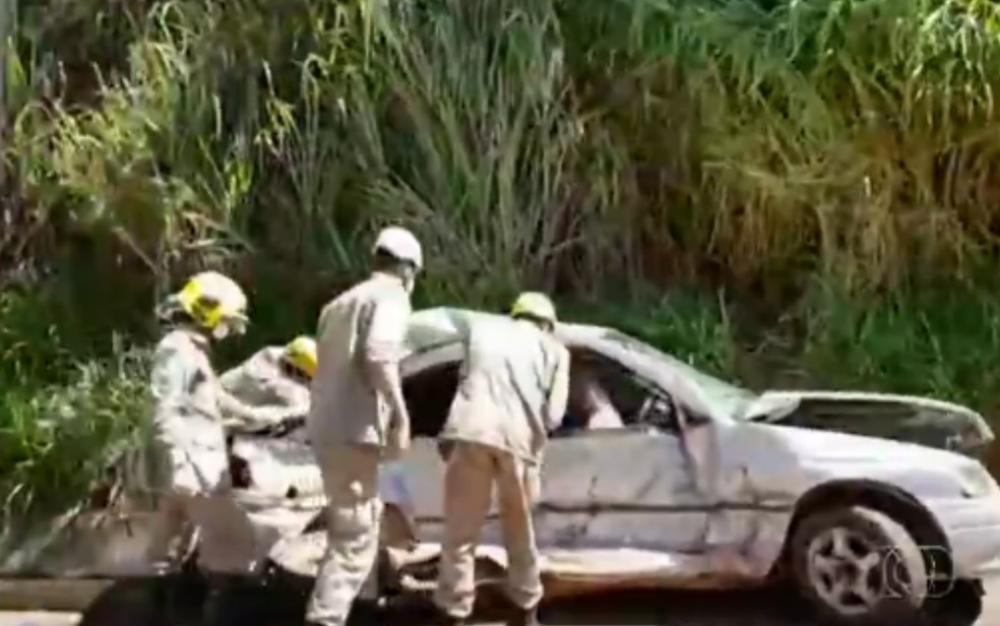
[373,226,423,270]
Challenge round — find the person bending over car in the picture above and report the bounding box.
[433,292,570,626]
[219,335,316,429]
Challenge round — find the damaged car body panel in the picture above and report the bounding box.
[743,391,993,456]
[3,306,1000,617]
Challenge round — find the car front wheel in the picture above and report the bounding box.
[790,505,929,625]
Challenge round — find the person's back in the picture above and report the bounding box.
[442,316,569,463]
[220,346,295,407]
[307,273,410,449]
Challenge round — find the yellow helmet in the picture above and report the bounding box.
[283,335,318,379]
[174,272,248,337]
[510,292,557,327]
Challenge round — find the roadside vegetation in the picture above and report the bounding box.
[2,0,1000,522]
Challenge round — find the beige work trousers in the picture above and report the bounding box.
[306,444,382,626]
[435,441,543,619]
[147,490,259,575]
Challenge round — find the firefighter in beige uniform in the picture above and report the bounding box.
[434,293,570,626]
[305,227,422,626]
[148,272,302,623]
[220,335,317,425]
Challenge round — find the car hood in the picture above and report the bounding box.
[754,422,974,466]
[742,390,993,456]
[722,421,999,500]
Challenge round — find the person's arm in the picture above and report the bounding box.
[151,343,192,419]
[217,384,302,432]
[545,345,571,432]
[362,290,412,452]
[587,382,624,429]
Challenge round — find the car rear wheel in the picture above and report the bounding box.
[791,506,929,625]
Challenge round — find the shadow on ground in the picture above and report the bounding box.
[536,587,813,626]
[77,576,981,626]
[75,578,821,626]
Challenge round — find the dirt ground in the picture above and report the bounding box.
[2,574,998,626]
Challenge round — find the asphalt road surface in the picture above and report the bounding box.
[1,575,999,626]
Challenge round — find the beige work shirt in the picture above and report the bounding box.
[440,317,570,465]
[150,329,301,494]
[219,346,310,418]
[307,272,411,450]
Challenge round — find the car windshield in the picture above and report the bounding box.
[599,329,757,420]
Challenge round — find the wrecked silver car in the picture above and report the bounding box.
[4,307,1000,625]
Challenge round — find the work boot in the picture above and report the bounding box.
[506,605,540,626]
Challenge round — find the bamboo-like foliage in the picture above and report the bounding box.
[0,0,11,131]
[568,0,1000,292]
[8,0,1000,299]
[351,1,632,302]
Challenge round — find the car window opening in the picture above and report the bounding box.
[402,348,679,439]
[404,361,461,437]
[561,349,679,435]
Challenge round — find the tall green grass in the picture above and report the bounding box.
[562,0,1000,295]
[801,283,1000,412]
[8,0,1000,299]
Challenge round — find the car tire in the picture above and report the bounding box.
[790,505,929,626]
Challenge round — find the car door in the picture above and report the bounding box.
[536,353,711,554]
[386,341,712,555]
